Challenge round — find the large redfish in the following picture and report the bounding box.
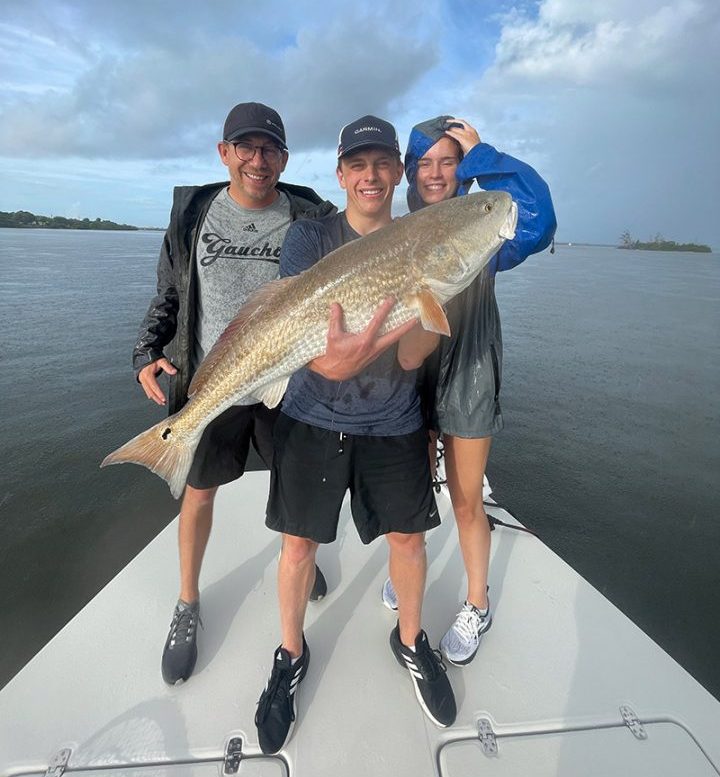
[102,191,517,497]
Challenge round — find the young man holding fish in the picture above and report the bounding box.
[132,102,334,685]
[255,116,456,754]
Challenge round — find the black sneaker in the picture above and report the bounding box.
[390,624,456,727]
[255,638,310,754]
[309,564,327,601]
[161,600,202,685]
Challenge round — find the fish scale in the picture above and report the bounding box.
[101,191,517,497]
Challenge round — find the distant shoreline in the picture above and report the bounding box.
[0,225,165,232]
[618,231,712,253]
[1,210,143,231]
[618,243,712,253]
[0,220,712,247]
[3,225,140,231]
[555,241,714,253]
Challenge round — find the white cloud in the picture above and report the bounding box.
[1,0,718,246]
[461,0,720,245]
[493,0,717,90]
[0,5,439,159]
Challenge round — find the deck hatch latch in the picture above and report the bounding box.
[44,748,71,777]
[477,717,499,756]
[620,705,648,740]
[224,736,244,774]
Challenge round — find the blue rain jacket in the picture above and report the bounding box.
[405,116,557,437]
[405,116,556,274]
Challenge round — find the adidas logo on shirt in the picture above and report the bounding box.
[242,222,258,233]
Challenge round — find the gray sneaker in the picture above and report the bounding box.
[161,600,202,684]
[381,577,398,611]
[440,599,492,666]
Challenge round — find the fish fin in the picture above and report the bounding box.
[101,413,199,499]
[252,377,290,409]
[234,394,264,406]
[410,287,451,336]
[189,276,296,397]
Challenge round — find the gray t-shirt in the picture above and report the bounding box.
[279,212,422,436]
[194,187,291,368]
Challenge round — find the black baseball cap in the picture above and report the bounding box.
[223,102,287,149]
[337,115,400,159]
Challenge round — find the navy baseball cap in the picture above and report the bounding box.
[337,115,400,159]
[223,102,287,148]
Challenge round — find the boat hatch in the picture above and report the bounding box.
[438,715,718,776]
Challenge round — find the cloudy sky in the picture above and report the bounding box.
[1,0,719,246]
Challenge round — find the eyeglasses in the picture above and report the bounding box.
[228,141,284,163]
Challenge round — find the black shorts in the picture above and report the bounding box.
[186,403,280,490]
[266,413,440,544]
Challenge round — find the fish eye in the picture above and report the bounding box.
[483,203,493,213]
[162,427,172,440]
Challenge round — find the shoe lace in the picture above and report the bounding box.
[414,640,448,681]
[452,607,484,645]
[169,607,202,646]
[255,664,294,724]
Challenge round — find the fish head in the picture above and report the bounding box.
[413,190,517,299]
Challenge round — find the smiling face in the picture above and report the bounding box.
[337,147,404,230]
[218,132,288,209]
[415,136,462,205]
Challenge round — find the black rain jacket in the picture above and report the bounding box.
[132,180,335,414]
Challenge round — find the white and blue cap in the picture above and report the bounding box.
[337,115,400,159]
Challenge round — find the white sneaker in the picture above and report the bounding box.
[440,600,492,666]
[381,577,398,611]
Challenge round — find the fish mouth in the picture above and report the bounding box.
[500,201,518,240]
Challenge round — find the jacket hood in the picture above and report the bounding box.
[404,115,473,212]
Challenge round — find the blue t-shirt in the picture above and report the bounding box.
[279,212,423,436]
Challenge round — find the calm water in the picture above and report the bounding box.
[1,230,718,698]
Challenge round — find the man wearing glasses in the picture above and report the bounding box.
[133,102,334,685]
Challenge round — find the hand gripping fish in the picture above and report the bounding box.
[102,191,517,497]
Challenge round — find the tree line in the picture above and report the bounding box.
[619,230,711,253]
[0,210,138,231]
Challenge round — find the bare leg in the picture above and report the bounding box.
[443,435,492,610]
[178,484,217,603]
[386,532,427,646]
[278,534,318,658]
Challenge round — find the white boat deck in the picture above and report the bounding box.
[1,471,719,776]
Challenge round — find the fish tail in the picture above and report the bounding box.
[100,413,199,499]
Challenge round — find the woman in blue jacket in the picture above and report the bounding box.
[383,116,556,665]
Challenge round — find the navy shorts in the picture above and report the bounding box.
[266,413,440,544]
[186,403,280,490]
